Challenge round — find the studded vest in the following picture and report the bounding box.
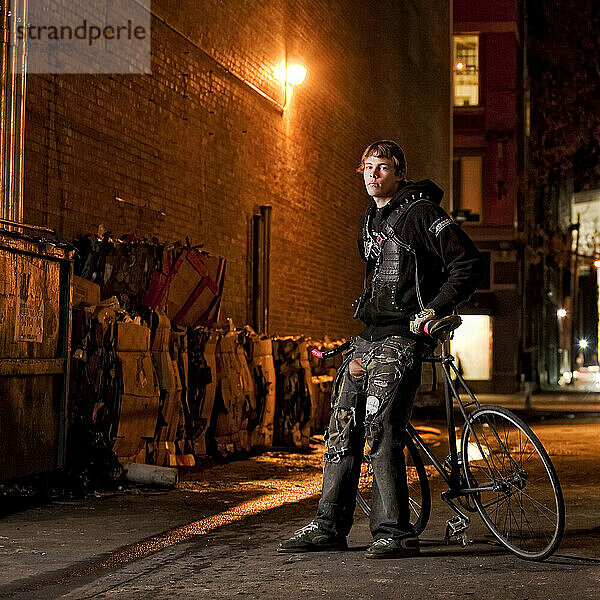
[361,191,434,314]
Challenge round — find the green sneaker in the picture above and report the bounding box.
[277,521,348,553]
[364,535,420,559]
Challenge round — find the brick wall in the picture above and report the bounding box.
[24,0,451,339]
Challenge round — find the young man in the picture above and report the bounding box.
[279,140,485,558]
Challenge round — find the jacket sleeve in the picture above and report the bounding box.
[357,211,367,263]
[410,203,486,316]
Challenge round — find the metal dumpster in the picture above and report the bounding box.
[0,222,73,480]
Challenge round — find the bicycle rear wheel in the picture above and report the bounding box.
[356,435,431,535]
[461,405,565,560]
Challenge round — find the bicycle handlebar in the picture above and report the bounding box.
[311,340,351,359]
[311,316,461,360]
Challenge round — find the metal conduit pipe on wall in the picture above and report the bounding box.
[1,0,28,223]
[252,206,271,335]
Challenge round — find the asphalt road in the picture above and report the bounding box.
[1,414,599,600]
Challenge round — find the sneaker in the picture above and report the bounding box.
[364,535,420,559]
[277,521,348,553]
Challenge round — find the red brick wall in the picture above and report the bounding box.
[454,0,519,23]
[24,0,450,339]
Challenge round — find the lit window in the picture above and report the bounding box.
[452,154,483,220]
[450,315,492,380]
[453,35,479,106]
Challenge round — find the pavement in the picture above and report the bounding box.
[476,390,600,415]
[1,393,600,599]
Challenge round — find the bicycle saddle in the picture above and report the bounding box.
[427,315,462,339]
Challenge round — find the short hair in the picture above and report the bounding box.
[357,140,407,176]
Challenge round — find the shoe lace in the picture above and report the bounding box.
[370,537,394,549]
[294,521,320,537]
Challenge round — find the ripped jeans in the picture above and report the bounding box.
[314,335,423,540]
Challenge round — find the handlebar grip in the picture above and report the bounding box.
[312,340,351,359]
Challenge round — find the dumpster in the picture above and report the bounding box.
[0,221,73,480]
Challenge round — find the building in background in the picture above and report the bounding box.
[451,0,525,392]
[571,190,600,370]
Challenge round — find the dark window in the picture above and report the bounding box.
[494,262,518,285]
[479,251,491,290]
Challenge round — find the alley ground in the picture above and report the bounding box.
[1,394,600,600]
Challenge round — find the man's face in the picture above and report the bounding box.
[362,154,402,199]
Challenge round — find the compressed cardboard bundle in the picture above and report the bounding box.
[68,307,123,486]
[73,236,225,327]
[272,337,312,448]
[212,330,256,455]
[306,340,346,434]
[187,329,218,456]
[246,334,277,448]
[169,329,195,466]
[142,246,226,328]
[298,340,318,435]
[112,321,160,462]
[152,350,183,443]
[73,235,161,314]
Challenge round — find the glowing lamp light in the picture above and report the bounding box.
[286,64,307,86]
[594,259,600,269]
[579,338,589,349]
[455,61,465,70]
[274,62,308,86]
[557,308,567,318]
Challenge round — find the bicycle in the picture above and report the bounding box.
[315,315,565,561]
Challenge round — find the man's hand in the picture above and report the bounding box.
[410,308,436,334]
[349,358,366,378]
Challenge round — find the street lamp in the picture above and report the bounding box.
[557,308,567,318]
[579,338,589,349]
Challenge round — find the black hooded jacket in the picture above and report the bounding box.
[356,179,485,341]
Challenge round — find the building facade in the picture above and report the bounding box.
[450,0,524,392]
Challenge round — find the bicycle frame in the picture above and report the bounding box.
[408,342,499,499]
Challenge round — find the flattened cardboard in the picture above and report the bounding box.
[116,322,151,352]
[152,351,177,391]
[250,336,276,447]
[151,310,171,351]
[72,275,101,306]
[119,352,160,398]
[112,393,159,458]
[166,251,225,328]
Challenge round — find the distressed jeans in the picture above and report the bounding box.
[314,335,423,540]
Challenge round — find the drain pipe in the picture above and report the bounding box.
[0,4,9,218]
[13,0,28,223]
[1,0,28,223]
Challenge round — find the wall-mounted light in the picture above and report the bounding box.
[594,259,600,269]
[273,60,308,111]
[557,308,567,318]
[579,338,589,349]
[274,61,308,86]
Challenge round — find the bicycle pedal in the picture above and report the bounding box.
[444,515,470,546]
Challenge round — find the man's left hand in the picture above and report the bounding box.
[410,308,436,334]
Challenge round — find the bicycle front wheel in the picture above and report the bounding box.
[356,435,431,536]
[461,405,565,560]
